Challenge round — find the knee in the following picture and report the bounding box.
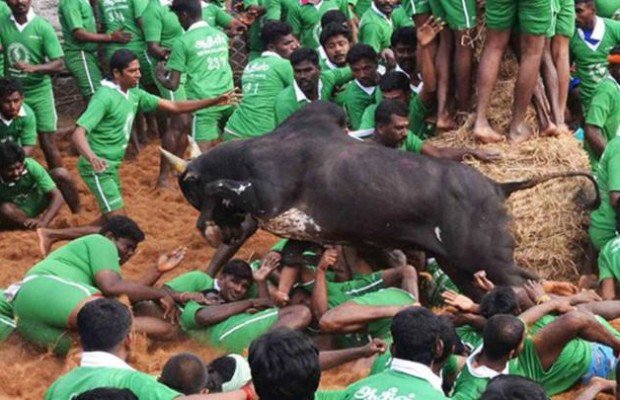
[49,167,70,182]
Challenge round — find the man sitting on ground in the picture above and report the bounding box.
[0,78,36,155]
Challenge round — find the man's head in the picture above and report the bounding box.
[218,259,253,302]
[379,71,411,103]
[437,315,465,365]
[609,45,620,82]
[391,27,417,74]
[109,50,141,90]
[482,314,526,361]
[249,328,320,400]
[481,375,548,400]
[99,216,145,265]
[479,287,520,319]
[159,353,208,395]
[77,299,132,355]
[261,21,298,59]
[320,23,352,67]
[74,388,138,400]
[374,99,410,148]
[373,0,397,16]
[575,0,596,29]
[171,0,202,29]
[321,9,348,28]
[0,78,24,121]
[290,48,321,95]
[347,44,379,87]
[206,354,252,393]
[391,307,442,366]
[6,0,31,17]
[0,141,25,183]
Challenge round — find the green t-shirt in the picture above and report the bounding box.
[245,0,270,55]
[166,21,233,102]
[142,0,184,49]
[76,81,160,164]
[456,325,483,349]
[59,0,99,53]
[26,234,121,286]
[274,67,353,125]
[0,12,64,94]
[45,365,180,400]
[0,158,55,210]
[287,0,352,49]
[424,259,460,307]
[358,92,433,138]
[226,51,295,137]
[597,0,620,20]
[165,270,215,292]
[359,5,413,52]
[0,290,13,320]
[0,104,37,146]
[342,80,382,130]
[202,2,234,30]
[0,1,9,77]
[570,17,620,108]
[585,75,620,168]
[99,0,148,54]
[599,235,620,282]
[342,360,449,400]
[591,137,620,241]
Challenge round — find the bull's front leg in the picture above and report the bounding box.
[197,201,222,248]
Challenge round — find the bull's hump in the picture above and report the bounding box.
[257,208,323,241]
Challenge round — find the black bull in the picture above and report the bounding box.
[176,102,600,299]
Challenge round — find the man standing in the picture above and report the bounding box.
[358,0,412,57]
[287,0,353,49]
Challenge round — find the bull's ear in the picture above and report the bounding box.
[187,135,202,159]
[159,147,188,173]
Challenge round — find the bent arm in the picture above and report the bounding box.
[585,124,607,158]
[194,300,254,327]
[147,41,170,60]
[72,126,98,161]
[319,303,405,333]
[73,28,115,43]
[94,270,169,302]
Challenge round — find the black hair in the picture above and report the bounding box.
[221,259,253,282]
[205,355,236,393]
[0,141,25,170]
[159,353,208,395]
[611,44,620,55]
[479,287,520,319]
[320,10,348,28]
[346,43,378,66]
[249,328,320,400]
[171,0,202,18]
[391,26,417,49]
[481,375,548,400]
[77,298,132,352]
[260,20,293,48]
[482,314,525,360]
[74,388,138,400]
[0,77,23,101]
[437,314,464,360]
[280,240,324,268]
[391,307,440,365]
[379,70,411,93]
[319,22,352,46]
[99,216,146,244]
[375,99,409,127]
[290,48,320,67]
[109,49,139,75]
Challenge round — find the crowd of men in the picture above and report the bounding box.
[4,0,620,397]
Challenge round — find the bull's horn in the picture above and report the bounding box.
[187,135,202,159]
[159,147,187,173]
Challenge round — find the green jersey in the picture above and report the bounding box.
[599,236,620,282]
[45,354,180,400]
[287,0,352,49]
[456,325,483,349]
[590,138,620,244]
[424,259,460,307]
[165,270,215,292]
[0,158,55,210]
[0,1,9,77]
[342,358,449,400]
[99,0,148,54]
[274,67,353,125]
[142,0,184,49]
[202,2,234,30]
[585,75,620,168]
[451,347,523,400]
[342,80,382,130]
[570,17,620,108]
[359,5,413,52]
[76,80,160,166]
[166,21,233,102]
[596,0,620,20]
[59,0,98,53]
[359,91,433,138]
[226,52,294,137]
[0,10,64,94]
[0,104,37,146]
[26,234,121,286]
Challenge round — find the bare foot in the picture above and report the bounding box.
[37,228,52,256]
[436,112,457,131]
[541,122,559,137]
[508,122,533,144]
[473,121,504,144]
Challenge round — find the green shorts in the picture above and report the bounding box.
[430,0,477,30]
[404,0,431,16]
[191,105,234,142]
[78,161,124,213]
[589,224,617,251]
[65,50,103,99]
[350,288,416,339]
[554,0,576,37]
[23,88,58,132]
[485,0,555,35]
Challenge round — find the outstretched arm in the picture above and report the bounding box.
[194,298,271,327]
[73,28,131,44]
[157,90,240,114]
[319,338,387,371]
[418,17,445,107]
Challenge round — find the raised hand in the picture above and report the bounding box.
[417,16,445,48]
[157,246,187,272]
[317,247,338,272]
[441,290,476,313]
[254,251,281,282]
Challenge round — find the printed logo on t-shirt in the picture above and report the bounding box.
[352,386,416,399]
[7,42,29,78]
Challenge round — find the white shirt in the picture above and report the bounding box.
[390,357,443,393]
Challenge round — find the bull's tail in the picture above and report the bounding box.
[498,171,600,209]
